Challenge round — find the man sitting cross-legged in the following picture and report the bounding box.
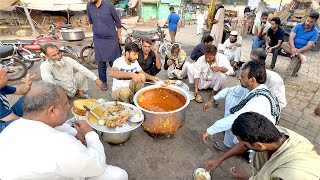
[109,42,160,103]
[40,43,104,99]
[187,44,234,103]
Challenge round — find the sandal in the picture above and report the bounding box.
[79,93,92,99]
[195,94,204,103]
[213,141,229,152]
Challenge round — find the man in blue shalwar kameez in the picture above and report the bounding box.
[87,0,122,90]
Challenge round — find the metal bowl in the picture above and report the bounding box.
[133,85,190,135]
[60,29,85,41]
[85,102,144,144]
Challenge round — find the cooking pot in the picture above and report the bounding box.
[60,29,85,41]
[133,85,190,135]
[85,102,144,144]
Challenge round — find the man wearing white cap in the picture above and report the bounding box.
[218,31,242,69]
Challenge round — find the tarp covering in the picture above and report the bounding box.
[22,0,87,11]
[0,0,18,10]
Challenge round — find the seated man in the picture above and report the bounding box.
[187,44,234,103]
[0,81,128,179]
[109,42,160,103]
[0,67,34,121]
[218,31,242,68]
[40,43,103,98]
[282,12,319,77]
[190,35,214,61]
[265,17,285,69]
[203,61,280,152]
[204,112,320,179]
[137,38,162,76]
[252,12,270,49]
[164,44,190,79]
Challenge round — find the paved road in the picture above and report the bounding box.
[6,24,320,179]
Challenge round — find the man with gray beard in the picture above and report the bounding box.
[40,43,104,98]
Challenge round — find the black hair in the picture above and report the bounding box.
[125,42,140,53]
[171,44,180,53]
[142,38,153,45]
[169,6,174,11]
[271,17,281,25]
[242,60,267,84]
[42,43,59,55]
[250,48,267,61]
[204,44,217,55]
[261,12,268,18]
[232,112,282,144]
[203,35,214,44]
[309,12,319,20]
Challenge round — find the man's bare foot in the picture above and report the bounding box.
[229,167,250,180]
[298,54,306,63]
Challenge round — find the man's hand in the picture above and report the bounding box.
[21,74,35,86]
[95,79,104,89]
[203,99,214,111]
[151,76,161,82]
[261,24,265,31]
[167,60,174,66]
[74,120,93,145]
[118,37,123,44]
[151,46,158,53]
[202,131,210,143]
[290,47,299,57]
[204,158,223,172]
[132,73,144,84]
[211,66,221,72]
[229,167,250,180]
[315,106,320,116]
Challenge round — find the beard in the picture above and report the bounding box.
[128,56,136,63]
[230,39,237,43]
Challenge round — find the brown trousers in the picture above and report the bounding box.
[111,74,145,103]
[281,42,304,78]
[169,30,177,44]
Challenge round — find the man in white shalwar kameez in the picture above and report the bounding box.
[0,82,128,180]
[197,10,205,35]
[210,0,225,46]
[187,44,234,103]
[218,31,242,68]
[40,43,104,98]
[203,61,280,152]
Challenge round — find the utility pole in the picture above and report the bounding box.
[22,3,39,37]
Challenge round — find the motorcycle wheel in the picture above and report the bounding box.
[80,46,94,62]
[159,43,172,59]
[1,58,27,81]
[62,53,80,63]
[86,49,98,69]
[19,50,35,69]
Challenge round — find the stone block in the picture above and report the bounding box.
[291,110,303,118]
[294,125,316,141]
[296,119,309,128]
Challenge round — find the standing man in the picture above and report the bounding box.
[265,17,285,69]
[87,0,122,91]
[210,0,224,46]
[282,12,319,77]
[252,12,271,49]
[137,39,162,76]
[166,6,180,44]
[196,10,205,35]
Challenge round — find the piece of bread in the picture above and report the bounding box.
[73,99,100,116]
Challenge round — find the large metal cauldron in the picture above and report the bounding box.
[60,29,85,41]
[133,85,190,136]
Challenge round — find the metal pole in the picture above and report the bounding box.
[22,3,39,37]
[279,0,283,11]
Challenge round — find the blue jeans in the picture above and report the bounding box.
[97,61,114,84]
[252,36,265,49]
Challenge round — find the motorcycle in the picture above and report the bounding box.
[0,19,78,68]
[0,45,28,81]
[123,24,172,59]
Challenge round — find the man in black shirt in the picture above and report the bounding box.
[265,17,285,69]
[137,39,162,76]
[190,35,214,61]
